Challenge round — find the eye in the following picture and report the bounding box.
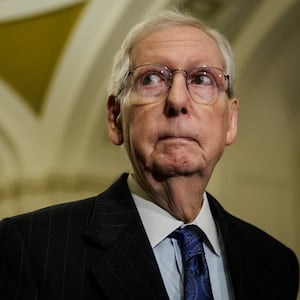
[189,71,213,86]
[141,72,163,86]
[130,65,170,99]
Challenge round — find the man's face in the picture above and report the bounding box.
[108,25,238,181]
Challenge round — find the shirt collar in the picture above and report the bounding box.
[128,174,221,255]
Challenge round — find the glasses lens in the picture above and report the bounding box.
[131,65,169,102]
[128,65,228,104]
[187,67,226,103]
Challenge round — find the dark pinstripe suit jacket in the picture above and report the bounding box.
[0,173,299,300]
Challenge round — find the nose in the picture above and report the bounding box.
[165,71,189,116]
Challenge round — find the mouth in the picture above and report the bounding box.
[159,135,198,144]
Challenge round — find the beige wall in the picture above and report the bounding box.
[208,0,300,274]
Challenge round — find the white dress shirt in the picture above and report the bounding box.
[128,175,234,300]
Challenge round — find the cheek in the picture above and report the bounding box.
[202,105,229,145]
[122,106,158,156]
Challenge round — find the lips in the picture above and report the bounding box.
[161,135,194,141]
[157,124,200,145]
[158,134,199,145]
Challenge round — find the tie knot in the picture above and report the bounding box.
[170,225,205,260]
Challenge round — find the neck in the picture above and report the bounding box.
[131,171,208,223]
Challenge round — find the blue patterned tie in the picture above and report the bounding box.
[170,225,214,300]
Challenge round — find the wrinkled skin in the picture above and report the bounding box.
[107,25,239,222]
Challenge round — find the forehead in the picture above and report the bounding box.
[131,25,224,68]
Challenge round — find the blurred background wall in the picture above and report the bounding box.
[0,0,299,288]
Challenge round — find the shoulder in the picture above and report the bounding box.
[0,173,130,238]
[207,192,298,262]
[207,193,299,297]
[0,196,96,237]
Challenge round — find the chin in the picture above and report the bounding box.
[150,162,200,179]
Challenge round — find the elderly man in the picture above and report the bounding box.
[0,10,299,300]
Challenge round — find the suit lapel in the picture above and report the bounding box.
[207,194,268,300]
[85,174,169,300]
[207,195,244,298]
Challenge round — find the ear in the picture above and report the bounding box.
[106,95,124,145]
[226,98,239,146]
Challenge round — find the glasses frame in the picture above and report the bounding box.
[127,63,231,104]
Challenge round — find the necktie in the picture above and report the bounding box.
[170,225,214,300]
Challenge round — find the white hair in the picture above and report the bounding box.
[108,10,235,101]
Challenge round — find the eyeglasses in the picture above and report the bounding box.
[127,64,230,104]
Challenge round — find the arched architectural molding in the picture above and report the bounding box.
[0,80,40,175]
[0,0,172,217]
[233,0,298,73]
[42,0,171,176]
[211,0,300,258]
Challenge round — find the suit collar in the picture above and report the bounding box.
[206,194,241,298]
[86,173,137,248]
[85,173,169,299]
[91,218,169,299]
[207,193,270,300]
